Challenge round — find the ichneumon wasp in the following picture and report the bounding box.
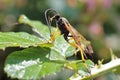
[45,9,93,63]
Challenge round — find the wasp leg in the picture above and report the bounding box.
[68,39,85,62]
[78,46,85,63]
[79,46,92,77]
[77,47,92,77]
[48,27,60,58]
[68,40,92,76]
[49,26,60,43]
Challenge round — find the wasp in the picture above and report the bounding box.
[45,9,93,63]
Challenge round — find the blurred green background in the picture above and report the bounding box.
[0,0,120,80]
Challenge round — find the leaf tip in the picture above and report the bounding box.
[18,15,29,24]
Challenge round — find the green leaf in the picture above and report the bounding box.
[68,60,94,80]
[3,15,95,80]
[0,32,52,49]
[4,47,65,79]
[18,15,53,40]
[18,15,75,57]
[52,35,75,57]
[77,60,94,76]
[4,46,94,79]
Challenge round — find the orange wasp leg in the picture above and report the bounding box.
[76,46,92,75]
[49,26,60,43]
[69,41,91,75]
[68,38,85,63]
[77,46,85,63]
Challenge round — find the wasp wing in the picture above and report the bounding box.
[62,17,93,54]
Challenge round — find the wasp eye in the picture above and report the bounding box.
[54,14,60,20]
[58,19,63,25]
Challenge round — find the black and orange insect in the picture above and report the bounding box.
[45,9,93,63]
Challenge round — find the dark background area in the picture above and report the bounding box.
[0,0,120,80]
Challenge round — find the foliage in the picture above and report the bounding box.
[0,14,119,80]
[0,0,120,80]
[2,15,94,80]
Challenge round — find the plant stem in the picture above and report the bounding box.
[71,59,120,80]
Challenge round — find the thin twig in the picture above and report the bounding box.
[71,59,120,80]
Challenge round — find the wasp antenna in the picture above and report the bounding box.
[45,9,52,35]
[45,9,59,36]
[45,9,59,16]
